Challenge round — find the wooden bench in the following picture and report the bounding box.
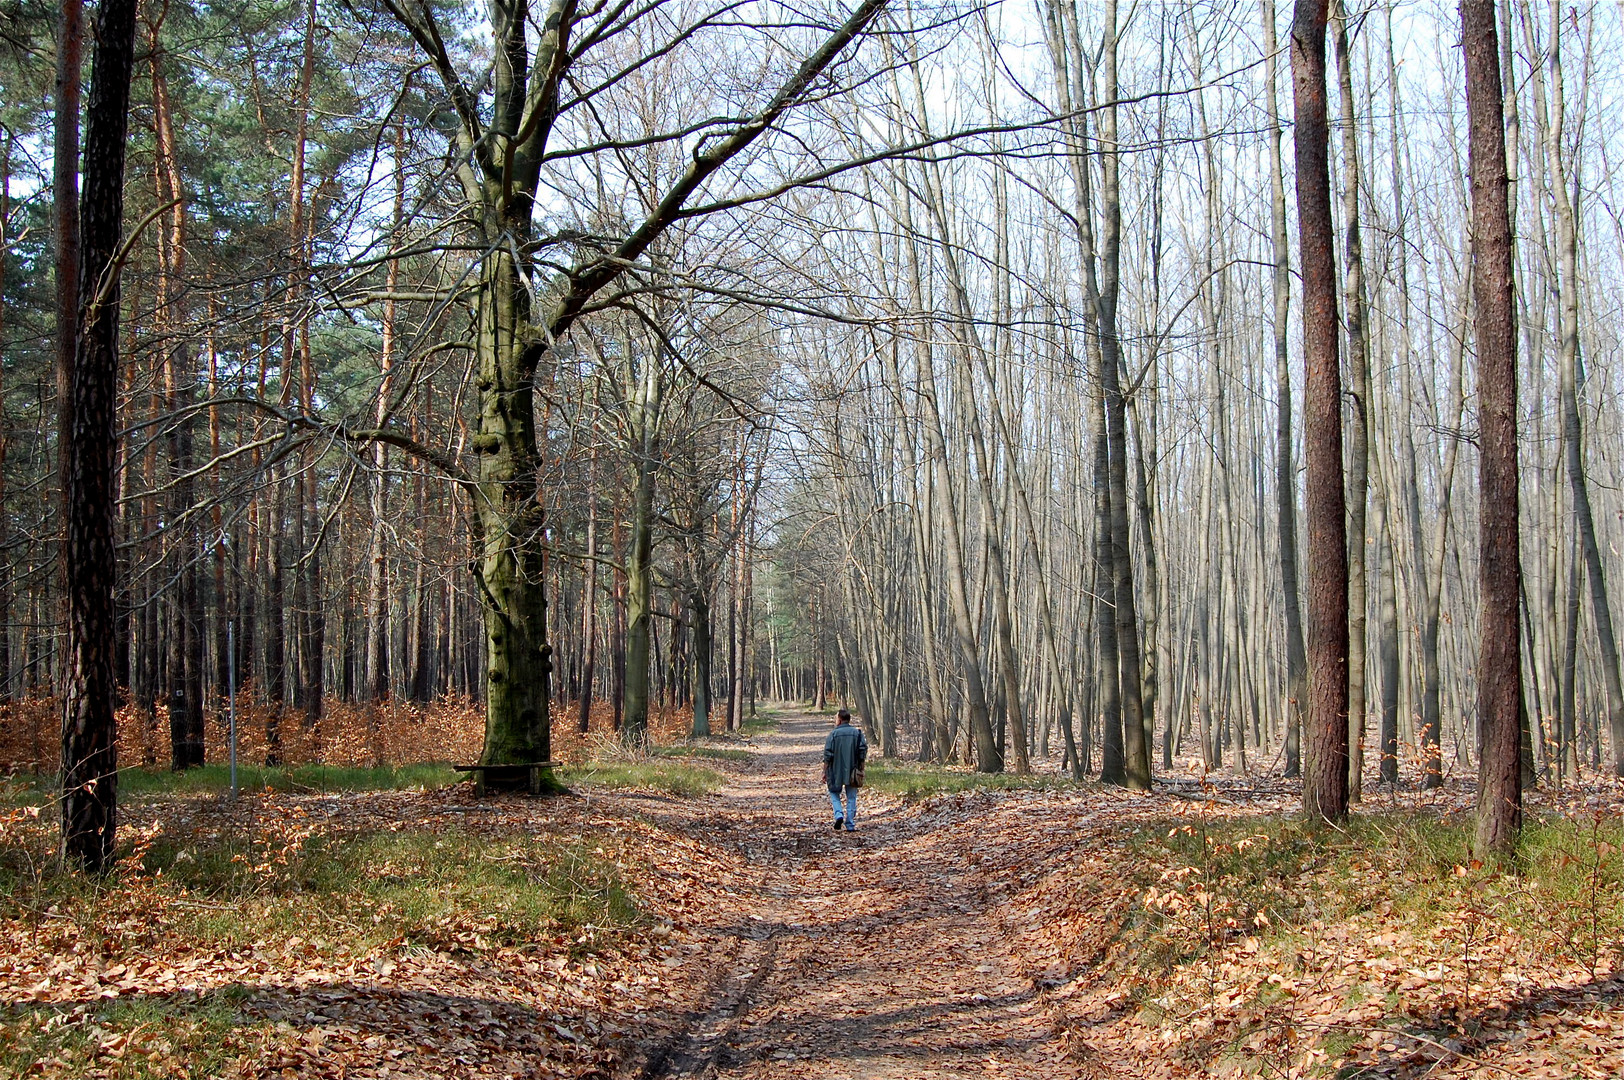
[452,761,560,796]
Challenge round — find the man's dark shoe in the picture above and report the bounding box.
[833,816,844,830]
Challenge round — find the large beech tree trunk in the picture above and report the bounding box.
[1091,375,1124,784]
[620,344,662,745]
[472,243,553,768]
[1099,0,1150,790]
[1462,0,1522,857]
[689,587,712,737]
[1292,0,1349,823]
[60,0,139,872]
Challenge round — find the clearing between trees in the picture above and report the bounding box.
[4,709,1622,1079]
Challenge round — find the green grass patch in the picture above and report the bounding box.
[1057,809,1624,1074]
[651,744,752,763]
[862,759,1084,800]
[0,774,49,808]
[3,763,460,805]
[1,818,641,957]
[124,761,462,796]
[738,709,782,738]
[140,827,638,949]
[559,759,724,797]
[1,990,258,1080]
[1126,810,1624,977]
[0,780,648,1077]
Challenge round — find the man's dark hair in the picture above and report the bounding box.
[837,708,851,722]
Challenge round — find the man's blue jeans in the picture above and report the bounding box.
[827,786,857,823]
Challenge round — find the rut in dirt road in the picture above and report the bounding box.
[637,712,1083,1080]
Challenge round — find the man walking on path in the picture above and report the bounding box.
[823,708,867,831]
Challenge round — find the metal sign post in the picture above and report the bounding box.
[228,619,238,800]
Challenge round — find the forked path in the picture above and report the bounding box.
[634,712,1081,1080]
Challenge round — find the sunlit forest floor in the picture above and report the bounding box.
[2,707,1622,1078]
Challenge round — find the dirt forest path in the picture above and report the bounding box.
[628,710,1082,1080]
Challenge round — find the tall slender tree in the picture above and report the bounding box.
[1462,0,1521,857]
[1532,0,1624,777]
[1292,0,1349,822]
[1264,0,1307,780]
[53,0,81,505]
[1333,0,1372,801]
[60,0,139,872]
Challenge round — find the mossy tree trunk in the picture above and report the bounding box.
[472,245,553,770]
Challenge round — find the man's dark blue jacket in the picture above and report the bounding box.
[823,721,868,792]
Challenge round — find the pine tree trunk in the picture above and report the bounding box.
[54,0,82,509]
[365,322,392,703]
[204,311,229,720]
[299,337,324,727]
[151,49,205,770]
[60,0,138,872]
[265,469,286,761]
[0,133,12,702]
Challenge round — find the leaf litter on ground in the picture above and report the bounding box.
[4,732,1623,1079]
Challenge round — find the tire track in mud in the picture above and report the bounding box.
[639,936,779,1080]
